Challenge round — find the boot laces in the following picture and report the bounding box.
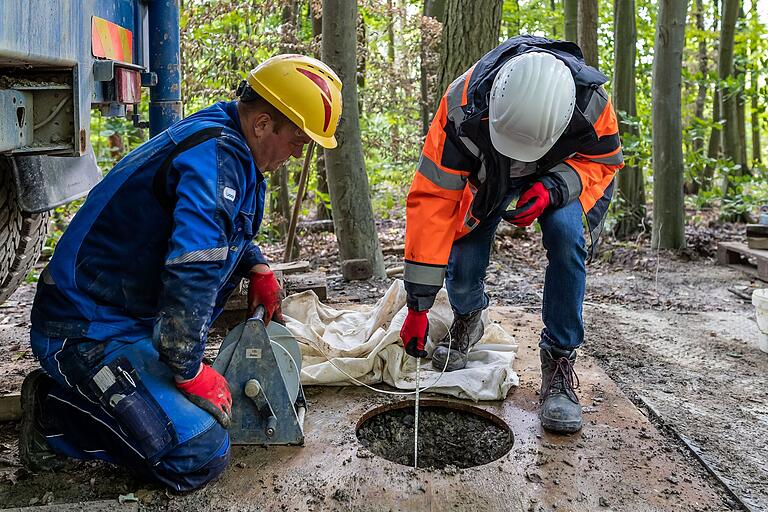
[451,315,473,352]
[545,356,580,403]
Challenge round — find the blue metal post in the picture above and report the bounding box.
[148,0,182,137]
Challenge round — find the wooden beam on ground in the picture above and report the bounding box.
[284,272,327,301]
[381,244,404,256]
[270,260,310,274]
[385,265,404,277]
[717,241,768,281]
[0,392,21,422]
[297,219,335,233]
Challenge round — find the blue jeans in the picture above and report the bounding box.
[29,330,230,491]
[445,184,587,350]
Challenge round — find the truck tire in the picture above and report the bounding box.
[0,158,49,304]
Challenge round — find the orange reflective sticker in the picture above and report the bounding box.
[92,16,133,64]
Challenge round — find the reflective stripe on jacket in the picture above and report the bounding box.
[404,36,624,310]
[31,101,267,378]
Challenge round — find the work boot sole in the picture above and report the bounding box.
[540,414,583,434]
[19,369,64,472]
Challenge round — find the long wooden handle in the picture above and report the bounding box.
[284,141,316,262]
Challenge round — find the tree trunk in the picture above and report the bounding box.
[751,1,762,164]
[578,0,599,69]
[652,0,689,250]
[436,0,502,97]
[719,0,741,198]
[387,0,400,161]
[270,0,298,237]
[551,0,558,38]
[564,0,578,42]
[311,0,331,220]
[420,0,431,136]
[693,0,707,153]
[702,88,721,190]
[613,0,645,239]
[735,7,749,176]
[322,0,386,277]
[702,0,721,191]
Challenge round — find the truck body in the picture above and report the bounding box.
[0,0,181,302]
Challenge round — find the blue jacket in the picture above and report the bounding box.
[31,101,267,378]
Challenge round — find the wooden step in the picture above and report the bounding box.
[716,241,768,281]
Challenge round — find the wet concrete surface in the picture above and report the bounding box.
[0,304,737,511]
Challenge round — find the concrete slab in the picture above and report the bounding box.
[0,307,733,511]
[161,307,731,511]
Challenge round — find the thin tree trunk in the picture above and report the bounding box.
[311,0,331,220]
[271,0,298,237]
[719,0,741,199]
[564,0,578,42]
[702,0,721,191]
[751,1,762,164]
[387,0,400,161]
[551,0,558,38]
[735,7,749,176]
[652,0,689,250]
[613,0,645,239]
[693,0,707,153]
[322,0,386,277]
[420,0,431,136]
[578,0,599,69]
[702,88,721,190]
[437,0,502,97]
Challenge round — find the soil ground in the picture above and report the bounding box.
[0,216,766,510]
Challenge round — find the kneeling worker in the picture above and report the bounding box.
[20,55,342,491]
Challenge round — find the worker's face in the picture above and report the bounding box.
[251,114,312,172]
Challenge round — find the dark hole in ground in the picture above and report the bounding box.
[356,400,514,469]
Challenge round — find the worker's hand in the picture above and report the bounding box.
[248,268,284,325]
[176,363,232,428]
[400,308,429,358]
[502,181,551,227]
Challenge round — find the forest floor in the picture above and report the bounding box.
[0,212,765,511]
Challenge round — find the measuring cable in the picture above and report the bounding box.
[308,317,453,469]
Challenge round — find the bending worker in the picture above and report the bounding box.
[400,36,623,434]
[20,55,342,490]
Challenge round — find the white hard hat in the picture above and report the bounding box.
[489,52,576,162]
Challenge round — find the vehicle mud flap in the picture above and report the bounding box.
[88,357,177,464]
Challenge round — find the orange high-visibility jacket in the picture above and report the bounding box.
[404,36,623,310]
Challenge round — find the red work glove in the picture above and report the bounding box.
[400,308,429,358]
[247,270,284,325]
[176,363,232,428]
[502,181,551,227]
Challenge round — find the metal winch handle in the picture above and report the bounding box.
[249,304,266,323]
[244,378,277,438]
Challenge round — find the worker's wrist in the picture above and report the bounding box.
[407,307,429,317]
[174,362,203,383]
[249,263,271,274]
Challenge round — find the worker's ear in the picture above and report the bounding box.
[250,112,273,140]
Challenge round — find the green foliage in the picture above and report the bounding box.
[45,0,767,260]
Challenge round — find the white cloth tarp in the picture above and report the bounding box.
[281,279,519,401]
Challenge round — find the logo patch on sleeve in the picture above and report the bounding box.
[223,187,237,201]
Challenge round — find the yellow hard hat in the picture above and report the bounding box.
[245,54,343,149]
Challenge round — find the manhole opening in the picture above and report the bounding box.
[356,400,514,469]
